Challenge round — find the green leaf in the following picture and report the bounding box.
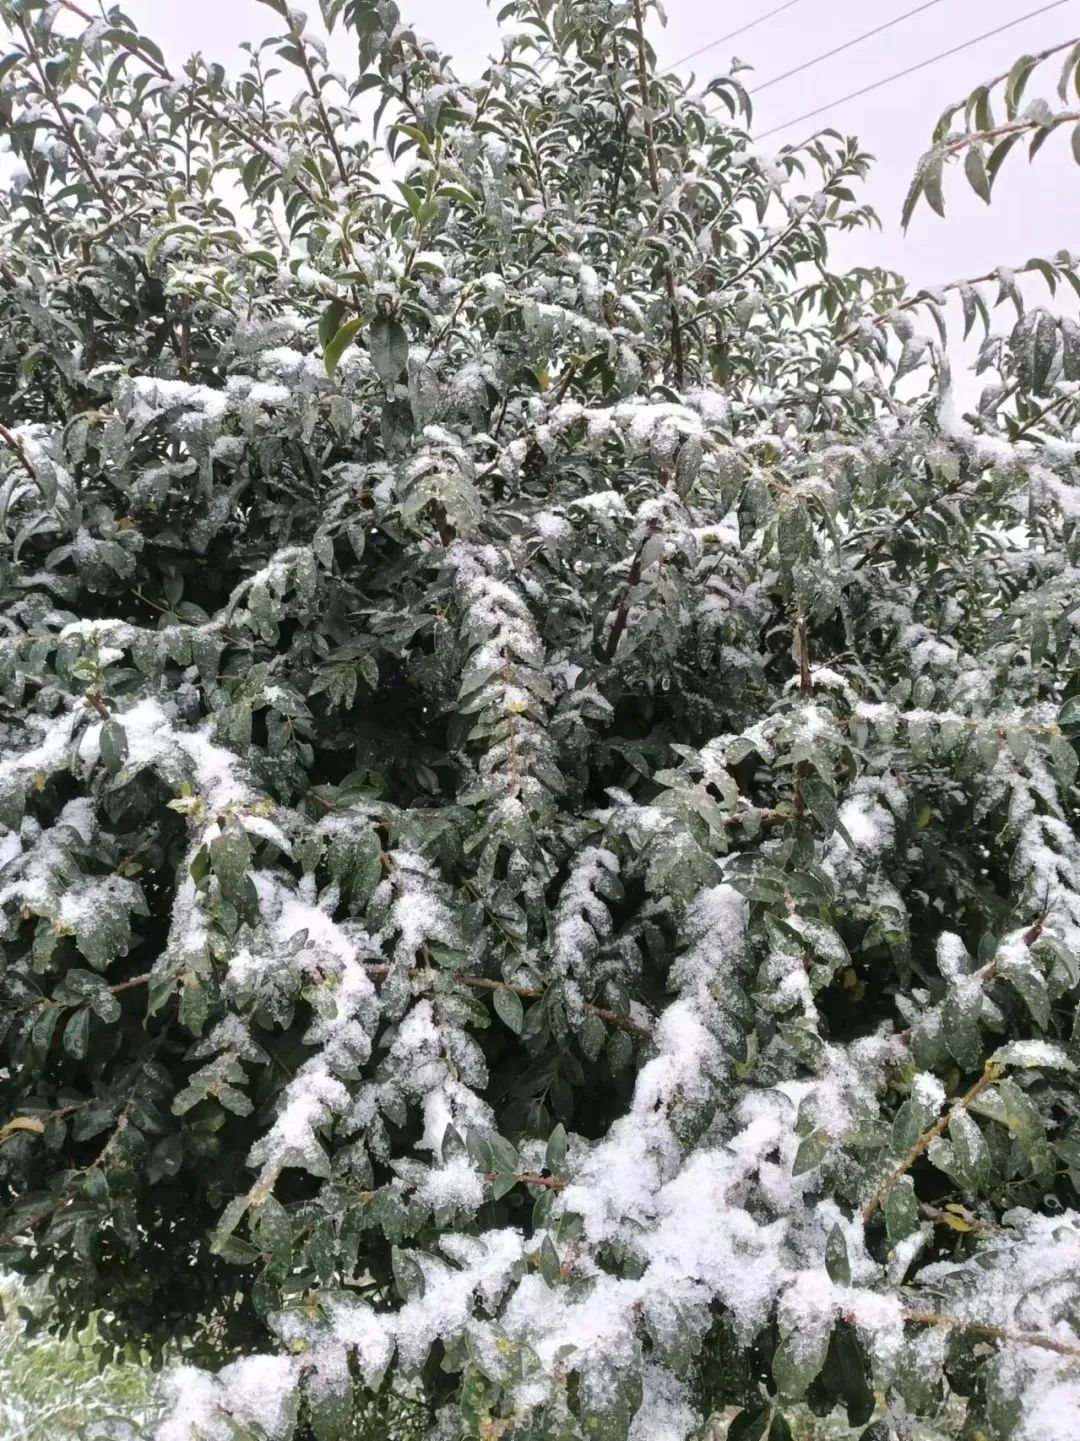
[943,992,983,1071]
[825,1223,851,1284]
[318,297,348,348]
[545,1123,568,1174]
[922,152,945,218]
[493,985,524,1034]
[802,776,837,834]
[792,1129,831,1176]
[100,719,129,775]
[491,1171,518,1200]
[773,1328,829,1399]
[308,1389,354,1441]
[987,133,1023,184]
[210,820,251,902]
[324,316,364,379]
[1005,54,1037,119]
[179,970,210,1038]
[607,1029,633,1074]
[884,1177,920,1243]
[391,1247,425,1300]
[368,315,409,384]
[964,145,991,203]
[820,1326,875,1427]
[538,1234,561,1286]
[727,1409,769,1441]
[438,183,479,212]
[394,179,423,219]
[900,166,925,231]
[948,1108,991,1190]
[1058,695,1080,734]
[62,1006,90,1060]
[488,1134,519,1177]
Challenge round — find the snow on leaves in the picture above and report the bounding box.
[0,1,1079,1440]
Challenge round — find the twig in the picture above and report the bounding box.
[603,530,653,663]
[935,36,1080,123]
[1009,388,1074,441]
[630,0,684,387]
[287,18,349,187]
[487,1171,564,1191]
[862,1064,998,1222]
[903,1309,1080,1359]
[941,111,1080,163]
[54,0,327,219]
[850,465,972,572]
[363,962,650,1037]
[0,423,42,485]
[17,17,115,214]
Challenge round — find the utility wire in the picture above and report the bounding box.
[752,0,948,94]
[755,0,1073,139]
[672,0,809,69]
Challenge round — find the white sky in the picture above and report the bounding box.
[120,0,1080,384]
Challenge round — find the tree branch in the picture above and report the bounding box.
[630,0,684,387]
[863,1064,998,1222]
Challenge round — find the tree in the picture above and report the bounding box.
[1,1,1079,1437]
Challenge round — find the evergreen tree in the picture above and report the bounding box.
[1,3,1079,1437]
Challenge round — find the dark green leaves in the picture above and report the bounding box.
[792,1129,831,1176]
[368,315,409,384]
[964,145,991,204]
[825,1224,850,1284]
[493,985,524,1033]
[324,316,364,379]
[210,820,251,903]
[884,1177,920,1243]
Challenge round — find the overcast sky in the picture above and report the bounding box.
[123,0,1080,381]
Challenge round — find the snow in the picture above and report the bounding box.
[551,847,619,980]
[156,1355,298,1441]
[415,1154,485,1214]
[990,1040,1074,1070]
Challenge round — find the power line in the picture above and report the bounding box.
[752,0,948,94]
[672,0,809,70]
[755,0,1073,140]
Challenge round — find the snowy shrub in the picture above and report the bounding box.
[0,1270,156,1437]
[1,1,1080,1438]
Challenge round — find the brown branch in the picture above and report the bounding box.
[17,18,115,214]
[603,530,652,663]
[918,1202,999,1235]
[903,1309,1080,1359]
[54,0,327,218]
[937,36,1080,123]
[796,613,813,698]
[850,465,973,572]
[487,1171,564,1191]
[287,18,349,187]
[1009,388,1074,441]
[837,245,1080,346]
[863,1065,998,1223]
[722,218,802,293]
[941,111,1080,162]
[363,961,650,1037]
[0,423,40,484]
[83,690,111,720]
[630,0,684,387]
[29,970,155,1013]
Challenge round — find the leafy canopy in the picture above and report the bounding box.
[1,2,1080,1439]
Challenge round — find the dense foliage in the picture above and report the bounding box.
[0,1271,156,1439]
[1,2,1080,1438]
